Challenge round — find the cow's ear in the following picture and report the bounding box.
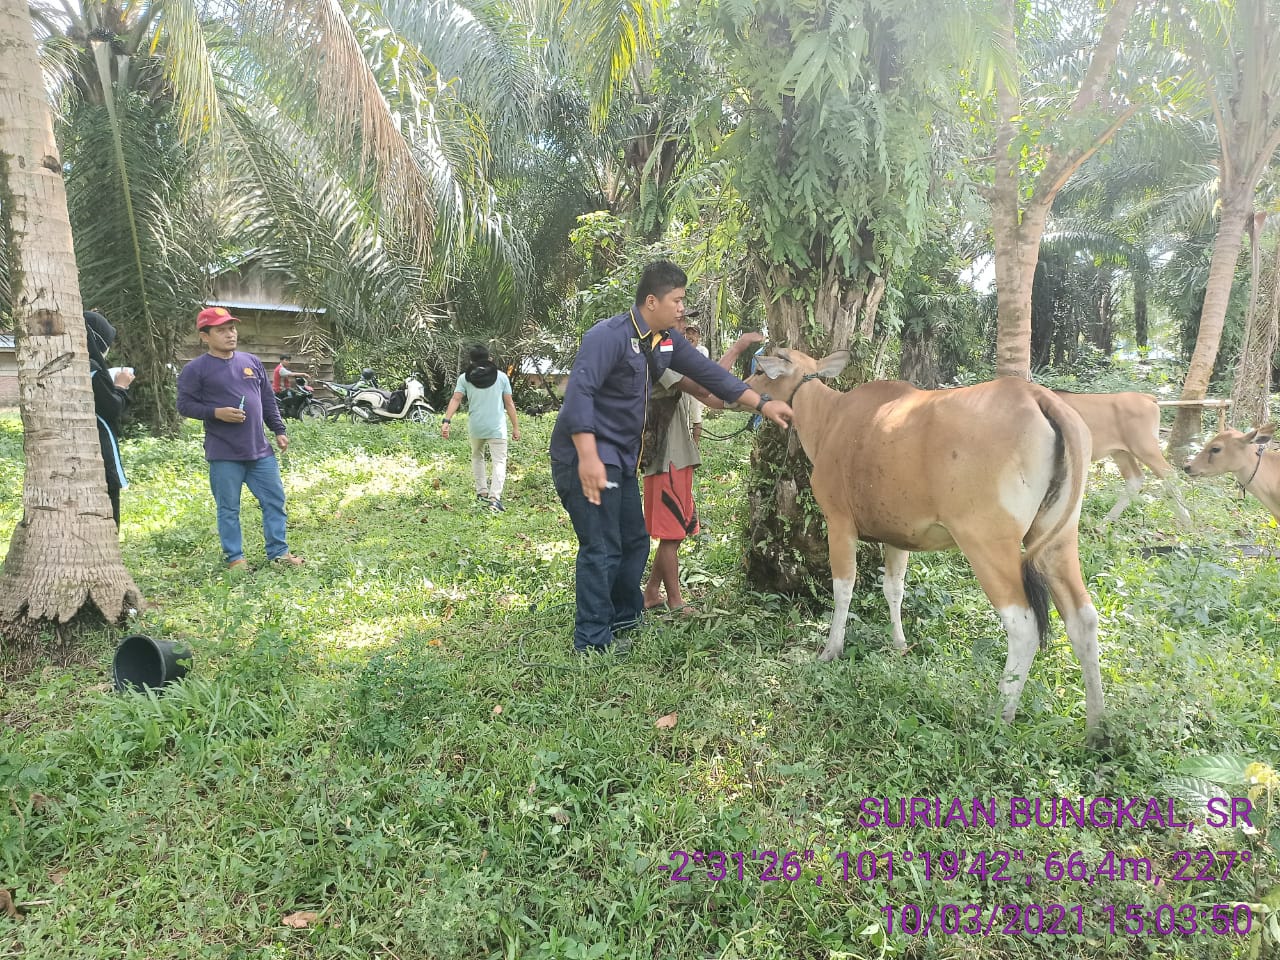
[1254,423,1277,445]
[815,350,851,378]
[755,355,791,379]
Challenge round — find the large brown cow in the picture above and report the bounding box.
[1184,423,1280,520]
[1053,391,1190,525]
[749,349,1104,736]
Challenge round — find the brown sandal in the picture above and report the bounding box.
[273,553,305,566]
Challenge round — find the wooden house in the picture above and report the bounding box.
[183,257,335,385]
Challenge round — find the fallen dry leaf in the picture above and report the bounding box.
[0,889,21,920]
[492,704,503,715]
[654,712,678,730]
[47,869,68,886]
[431,478,442,489]
[282,910,320,928]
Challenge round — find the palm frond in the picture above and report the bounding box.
[218,100,446,350]
[153,0,221,141]
[238,0,441,257]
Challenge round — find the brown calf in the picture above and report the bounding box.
[1054,391,1190,525]
[750,350,1104,736]
[1184,424,1280,520]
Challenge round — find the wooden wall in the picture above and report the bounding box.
[178,260,336,388]
[178,310,336,386]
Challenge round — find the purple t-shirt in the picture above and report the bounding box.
[176,351,286,461]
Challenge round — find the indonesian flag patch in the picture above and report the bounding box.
[659,337,674,353]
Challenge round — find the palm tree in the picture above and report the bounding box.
[1165,0,1280,457]
[4,0,565,636]
[0,0,142,636]
[28,0,541,431]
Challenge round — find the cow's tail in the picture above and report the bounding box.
[1022,389,1089,645]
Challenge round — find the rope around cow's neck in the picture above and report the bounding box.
[1239,445,1265,496]
[703,372,822,442]
[786,372,822,408]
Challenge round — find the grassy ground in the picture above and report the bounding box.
[0,395,1277,960]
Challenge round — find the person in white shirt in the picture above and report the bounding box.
[440,346,521,512]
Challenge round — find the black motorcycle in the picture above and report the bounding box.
[275,374,326,420]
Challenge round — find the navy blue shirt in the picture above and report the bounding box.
[550,308,753,475]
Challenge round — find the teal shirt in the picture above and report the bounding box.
[454,371,512,439]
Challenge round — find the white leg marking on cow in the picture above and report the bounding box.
[1062,603,1103,734]
[997,605,1040,722]
[882,547,909,653]
[820,578,856,662]
[1102,474,1143,524]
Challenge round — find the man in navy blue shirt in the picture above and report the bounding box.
[550,261,794,654]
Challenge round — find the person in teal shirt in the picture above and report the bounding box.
[440,345,521,512]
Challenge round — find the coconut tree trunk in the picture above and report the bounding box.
[1166,191,1254,458]
[0,0,142,637]
[1230,215,1278,430]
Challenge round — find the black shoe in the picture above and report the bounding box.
[489,497,505,513]
[476,493,490,506]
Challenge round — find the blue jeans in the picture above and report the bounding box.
[552,460,650,652]
[208,457,289,563]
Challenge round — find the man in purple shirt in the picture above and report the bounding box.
[550,260,793,654]
[177,307,304,570]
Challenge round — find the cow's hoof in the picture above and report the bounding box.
[817,649,840,662]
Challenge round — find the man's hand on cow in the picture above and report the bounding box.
[762,400,794,429]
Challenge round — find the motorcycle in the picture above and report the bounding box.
[315,378,365,420]
[348,374,434,424]
[275,374,327,420]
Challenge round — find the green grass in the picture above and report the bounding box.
[0,403,1277,960]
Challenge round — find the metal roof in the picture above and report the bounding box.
[205,300,327,315]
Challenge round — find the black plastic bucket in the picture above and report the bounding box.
[112,635,193,693]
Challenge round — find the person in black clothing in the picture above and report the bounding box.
[84,311,134,527]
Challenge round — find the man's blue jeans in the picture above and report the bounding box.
[208,456,289,563]
[552,460,650,652]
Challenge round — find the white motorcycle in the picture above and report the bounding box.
[349,374,434,424]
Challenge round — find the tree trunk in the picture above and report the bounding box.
[0,0,142,637]
[899,324,940,388]
[1134,267,1149,349]
[1230,216,1277,430]
[992,213,1050,378]
[1166,192,1253,458]
[742,258,885,598]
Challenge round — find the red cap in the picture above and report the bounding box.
[196,306,241,330]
